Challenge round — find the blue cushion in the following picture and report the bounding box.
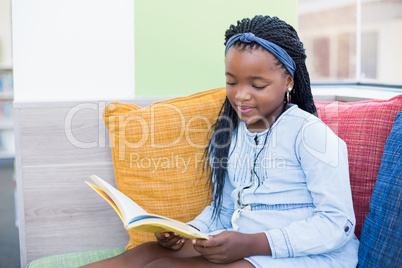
[358,112,402,267]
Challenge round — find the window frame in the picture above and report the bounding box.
[299,0,402,90]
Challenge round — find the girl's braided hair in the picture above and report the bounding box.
[205,15,317,219]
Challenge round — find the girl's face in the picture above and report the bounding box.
[225,47,294,132]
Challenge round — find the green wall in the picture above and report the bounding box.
[135,0,297,97]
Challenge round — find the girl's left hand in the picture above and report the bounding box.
[192,231,260,264]
[155,232,186,251]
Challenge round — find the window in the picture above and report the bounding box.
[299,0,402,86]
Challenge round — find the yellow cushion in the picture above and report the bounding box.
[103,87,226,250]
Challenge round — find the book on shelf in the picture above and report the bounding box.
[86,175,209,240]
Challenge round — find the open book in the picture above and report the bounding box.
[86,175,209,240]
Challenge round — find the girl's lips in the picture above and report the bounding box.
[238,105,255,115]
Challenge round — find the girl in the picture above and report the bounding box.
[84,15,359,267]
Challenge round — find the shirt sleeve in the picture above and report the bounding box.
[188,174,235,233]
[265,119,357,258]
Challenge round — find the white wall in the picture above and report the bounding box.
[12,0,135,102]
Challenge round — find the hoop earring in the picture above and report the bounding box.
[287,87,292,103]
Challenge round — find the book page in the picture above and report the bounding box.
[86,182,126,223]
[127,215,209,240]
[88,175,208,240]
[90,175,147,225]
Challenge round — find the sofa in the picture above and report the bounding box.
[17,88,401,267]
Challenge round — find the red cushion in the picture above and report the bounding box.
[315,95,402,239]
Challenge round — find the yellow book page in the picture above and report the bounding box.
[127,216,209,240]
[87,175,208,240]
[86,182,124,223]
[89,175,147,225]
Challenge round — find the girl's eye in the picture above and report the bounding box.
[226,82,236,86]
[253,85,267,89]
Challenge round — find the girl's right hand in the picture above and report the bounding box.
[154,232,186,251]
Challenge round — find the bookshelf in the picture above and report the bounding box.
[0,65,14,160]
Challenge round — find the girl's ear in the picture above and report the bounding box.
[285,74,294,89]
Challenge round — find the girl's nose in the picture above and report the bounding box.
[235,87,251,102]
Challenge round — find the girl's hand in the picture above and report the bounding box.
[192,231,271,264]
[154,232,186,251]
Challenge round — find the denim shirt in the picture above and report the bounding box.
[188,105,358,259]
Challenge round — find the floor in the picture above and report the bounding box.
[0,163,20,268]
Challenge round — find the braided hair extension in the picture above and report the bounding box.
[205,15,317,219]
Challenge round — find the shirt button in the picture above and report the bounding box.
[344,226,350,232]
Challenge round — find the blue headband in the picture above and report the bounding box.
[225,33,296,77]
